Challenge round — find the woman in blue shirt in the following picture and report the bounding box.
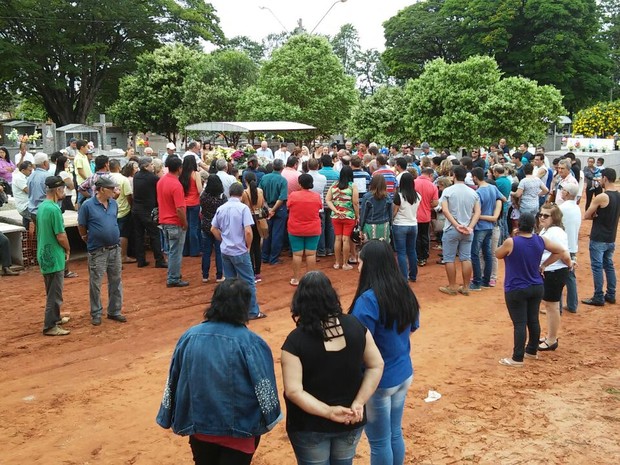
[350,240,420,465]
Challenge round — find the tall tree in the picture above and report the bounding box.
[109,44,203,142]
[382,0,460,80]
[222,36,265,65]
[600,0,620,99]
[404,56,565,149]
[0,0,223,126]
[330,24,361,76]
[175,50,259,131]
[355,49,391,97]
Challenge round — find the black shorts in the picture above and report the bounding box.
[543,267,569,302]
[117,214,133,238]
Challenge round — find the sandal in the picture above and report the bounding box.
[333,264,341,269]
[539,339,558,351]
[64,271,78,278]
[439,286,457,296]
[499,357,524,367]
[342,264,353,271]
[290,278,299,286]
[249,312,268,320]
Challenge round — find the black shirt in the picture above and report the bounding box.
[591,191,620,243]
[132,170,159,212]
[282,314,367,433]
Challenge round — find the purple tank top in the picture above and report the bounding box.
[504,235,545,292]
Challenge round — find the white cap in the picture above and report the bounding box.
[34,152,49,165]
[166,142,176,150]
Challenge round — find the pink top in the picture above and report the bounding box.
[282,167,301,195]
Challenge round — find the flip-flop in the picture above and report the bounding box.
[499,357,524,367]
[290,279,299,286]
[342,264,353,271]
[333,264,341,269]
[458,286,470,296]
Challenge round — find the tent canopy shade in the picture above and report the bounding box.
[185,121,316,133]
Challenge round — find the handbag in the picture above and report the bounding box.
[256,217,269,239]
[151,207,159,224]
[350,223,362,245]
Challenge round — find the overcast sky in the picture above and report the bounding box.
[208,0,416,51]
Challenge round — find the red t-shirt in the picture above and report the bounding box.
[192,434,257,454]
[414,176,438,223]
[157,173,186,226]
[287,189,322,236]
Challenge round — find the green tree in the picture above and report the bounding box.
[222,36,265,65]
[382,0,460,80]
[330,24,361,76]
[239,34,357,138]
[600,0,620,99]
[13,98,48,121]
[348,86,409,145]
[175,50,259,131]
[404,56,565,149]
[355,49,391,97]
[442,0,611,112]
[0,0,223,126]
[109,44,203,142]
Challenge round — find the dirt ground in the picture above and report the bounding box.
[0,217,618,465]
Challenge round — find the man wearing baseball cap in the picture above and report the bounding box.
[38,176,71,336]
[78,176,127,326]
[163,142,176,166]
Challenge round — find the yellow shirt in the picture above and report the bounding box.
[109,172,132,218]
[74,153,92,184]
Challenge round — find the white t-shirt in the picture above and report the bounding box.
[559,200,581,254]
[540,226,568,271]
[393,192,421,226]
[15,151,35,165]
[11,170,29,212]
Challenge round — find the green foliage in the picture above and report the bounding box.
[330,24,361,76]
[239,34,357,138]
[382,0,460,81]
[109,44,203,141]
[383,0,612,111]
[13,98,48,121]
[599,0,620,97]
[0,0,223,125]
[348,86,409,145]
[222,36,265,65]
[404,56,565,149]
[175,50,259,131]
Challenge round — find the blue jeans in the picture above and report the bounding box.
[589,240,616,302]
[365,375,413,465]
[318,211,335,255]
[392,225,418,280]
[288,428,362,465]
[222,252,260,317]
[87,245,123,318]
[562,267,578,312]
[201,231,222,280]
[471,228,493,286]
[162,225,186,285]
[183,205,202,257]
[262,205,287,264]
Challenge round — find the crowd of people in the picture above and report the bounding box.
[0,136,618,464]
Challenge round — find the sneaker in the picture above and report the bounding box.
[137,261,150,268]
[215,277,225,283]
[167,280,189,288]
[57,316,70,325]
[481,283,492,289]
[202,277,209,283]
[44,326,70,336]
[254,274,262,283]
[155,261,168,268]
[489,279,496,287]
[417,259,427,267]
[469,284,482,291]
[107,314,127,323]
[91,317,102,326]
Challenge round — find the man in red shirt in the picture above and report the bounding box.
[415,168,439,266]
[156,156,188,287]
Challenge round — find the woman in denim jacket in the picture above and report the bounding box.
[157,279,282,464]
[360,175,392,242]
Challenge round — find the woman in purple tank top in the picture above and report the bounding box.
[495,213,572,367]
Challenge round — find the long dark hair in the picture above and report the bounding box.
[179,156,198,195]
[349,240,419,332]
[291,271,343,341]
[395,172,417,205]
[245,171,258,206]
[55,155,69,176]
[336,166,353,190]
[203,174,223,197]
[204,278,250,325]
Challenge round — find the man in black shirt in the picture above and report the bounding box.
[583,168,619,306]
[132,157,167,268]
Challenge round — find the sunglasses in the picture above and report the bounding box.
[537,213,551,219]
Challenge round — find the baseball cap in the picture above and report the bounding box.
[138,156,153,169]
[45,176,65,189]
[95,176,118,189]
[166,142,176,150]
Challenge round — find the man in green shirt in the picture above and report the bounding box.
[37,176,71,336]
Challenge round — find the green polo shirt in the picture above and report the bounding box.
[259,171,288,206]
[36,200,66,275]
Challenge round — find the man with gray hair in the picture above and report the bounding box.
[216,158,237,199]
[259,158,288,264]
[183,141,208,171]
[27,152,51,231]
[551,158,578,206]
[559,183,581,312]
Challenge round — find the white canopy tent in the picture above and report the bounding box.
[185,121,316,133]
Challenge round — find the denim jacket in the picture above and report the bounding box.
[156,321,282,437]
[360,193,392,228]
